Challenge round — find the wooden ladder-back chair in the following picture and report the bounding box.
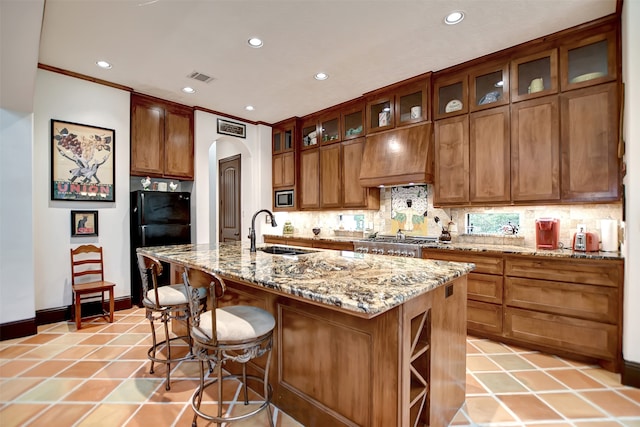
[70,244,116,330]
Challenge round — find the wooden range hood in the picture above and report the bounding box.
[359,122,434,187]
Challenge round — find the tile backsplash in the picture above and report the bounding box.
[273,185,622,249]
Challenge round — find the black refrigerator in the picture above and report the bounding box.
[130,190,191,305]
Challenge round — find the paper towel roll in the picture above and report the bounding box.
[600,219,618,252]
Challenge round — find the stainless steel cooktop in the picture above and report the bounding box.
[354,235,438,257]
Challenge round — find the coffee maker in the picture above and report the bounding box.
[535,218,560,249]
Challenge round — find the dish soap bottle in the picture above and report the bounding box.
[283,220,294,235]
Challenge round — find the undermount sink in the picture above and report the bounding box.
[258,245,317,256]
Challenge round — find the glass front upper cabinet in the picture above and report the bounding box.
[511,49,558,102]
[283,128,293,151]
[560,31,616,91]
[366,96,394,133]
[301,120,319,150]
[319,114,340,144]
[469,62,509,112]
[273,121,295,154]
[434,73,468,120]
[395,80,428,126]
[273,131,282,153]
[342,103,365,140]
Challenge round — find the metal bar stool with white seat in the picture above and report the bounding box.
[137,254,205,390]
[182,267,275,427]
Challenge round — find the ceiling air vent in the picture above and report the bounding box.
[187,71,215,83]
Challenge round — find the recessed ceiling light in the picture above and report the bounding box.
[494,80,504,87]
[248,37,263,48]
[245,105,255,111]
[314,72,329,81]
[96,60,112,69]
[444,11,464,25]
[182,87,195,94]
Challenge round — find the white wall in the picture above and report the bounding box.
[622,1,640,366]
[32,70,131,310]
[0,110,36,323]
[193,110,271,245]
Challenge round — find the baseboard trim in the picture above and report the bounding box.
[0,317,37,341]
[1,297,133,341]
[622,359,640,388]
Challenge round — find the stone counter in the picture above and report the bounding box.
[264,233,623,260]
[138,240,471,426]
[137,241,474,317]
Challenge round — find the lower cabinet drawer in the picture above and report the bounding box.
[468,273,503,304]
[505,277,618,323]
[467,300,502,335]
[505,257,621,288]
[504,307,617,360]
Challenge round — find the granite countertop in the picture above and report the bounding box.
[264,234,623,261]
[419,241,623,260]
[137,241,474,317]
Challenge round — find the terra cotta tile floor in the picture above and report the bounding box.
[0,307,639,426]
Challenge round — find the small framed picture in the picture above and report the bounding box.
[217,118,246,138]
[71,210,98,237]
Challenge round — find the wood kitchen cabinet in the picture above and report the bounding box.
[273,152,295,188]
[434,115,469,205]
[320,144,341,208]
[299,149,320,210]
[342,138,379,209]
[319,111,341,145]
[504,255,623,371]
[272,119,296,189]
[341,102,365,140]
[469,105,510,203]
[510,49,559,103]
[423,248,624,372]
[469,62,509,112]
[130,93,194,179]
[511,95,560,202]
[560,30,617,92]
[301,117,319,150]
[433,72,468,120]
[299,138,379,211]
[560,83,619,202]
[423,249,504,335]
[365,74,430,134]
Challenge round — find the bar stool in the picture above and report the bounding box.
[137,254,205,390]
[182,268,275,427]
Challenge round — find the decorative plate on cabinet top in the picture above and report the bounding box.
[570,71,606,84]
[445,99,463,113]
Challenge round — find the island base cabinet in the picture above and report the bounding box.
[213,275,467,427]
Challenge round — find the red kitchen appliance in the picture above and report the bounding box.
[535,218,560,249]
[572,228,600,252]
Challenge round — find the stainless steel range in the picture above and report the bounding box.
[354,235,438,258]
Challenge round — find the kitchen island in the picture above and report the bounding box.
[138,242,474,427]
